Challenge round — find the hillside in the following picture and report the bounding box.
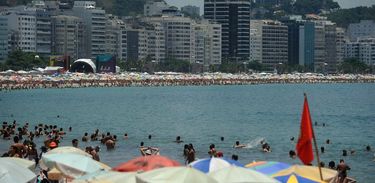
[327,5,375,28]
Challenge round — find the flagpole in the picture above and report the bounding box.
[304,93,323,181]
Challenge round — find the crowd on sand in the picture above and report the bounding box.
[1,72,375,91]
[1,120,373,183]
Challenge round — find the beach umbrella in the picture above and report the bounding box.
[189,157,244,173]
[208,166,280,183]
[73,170,137,183]
[246,161,291,176]
[46,146,92,157]
[41,153,109,178]
[0,158,36,183]
[113,155,180,172]
[1,157,36,170]
[136,167,218,183]
[272,165,338,183]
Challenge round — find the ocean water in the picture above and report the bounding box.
[0,84,374,182]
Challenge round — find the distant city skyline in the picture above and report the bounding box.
[165,0,375,15]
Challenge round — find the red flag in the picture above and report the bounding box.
[296,96,314,165]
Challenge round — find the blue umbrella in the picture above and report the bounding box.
[189,157,244,173]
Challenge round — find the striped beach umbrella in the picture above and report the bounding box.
[189,157,244,173]
[246,161,291,175]
[272,165,338,183]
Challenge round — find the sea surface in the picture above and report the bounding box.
[0,84,374,182]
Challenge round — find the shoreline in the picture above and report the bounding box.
[1,73,375,90]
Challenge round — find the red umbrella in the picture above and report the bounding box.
[113,155,181,172]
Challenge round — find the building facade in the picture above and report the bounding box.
[73,1,106,59]
[347,20,375,41]
[51,15,85,60]
[204,0,250,61]
[250,20,288,70]
[299,22,315,70]
[344,38,375,66]
[144,0,170,17]
[194,20,222,67]
[0,14,8,62]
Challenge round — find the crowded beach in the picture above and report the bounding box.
[1,119,367,183]
[1,71,375,91]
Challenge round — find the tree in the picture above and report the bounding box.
[338,58,371,74]
[5,50,47,70]
[159,58,191,73]
[247,61,264,72]
[293,0,339,15]
[328,6,375,28]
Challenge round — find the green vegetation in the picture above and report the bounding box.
[327,5,375,28]
[3,50,48,71]
[338,58,372,74]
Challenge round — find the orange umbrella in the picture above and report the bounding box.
[113,155,180,172]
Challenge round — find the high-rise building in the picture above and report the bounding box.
[51,15,86,60]
[280,16,304,65]
[299,22,315,70]
[336,27,345,65]
[344,38,375,66]
[249,28,261,62]
[204,0,250,61]
[144,0,170,17]
[347,20,375,41]
[146,16,196,63]
[313,24,325,72]
[0,14,8,62]
[194,20,222,67]
[250,20,288,70]
[35,9,52,57]
[7,9,37,53]
[73,1,106,59]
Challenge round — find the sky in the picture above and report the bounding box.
[165,0,375,14]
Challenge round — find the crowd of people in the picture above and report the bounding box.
[1,119,373,183]
[1,72,375,91]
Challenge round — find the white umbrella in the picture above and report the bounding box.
[0,158,36,183]
[136,167,217,183]
[209,166,280,183]
[73,170,137,183]
[41,153,108,178]
[1,157,35,170]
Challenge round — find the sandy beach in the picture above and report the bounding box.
[1,72,374,91]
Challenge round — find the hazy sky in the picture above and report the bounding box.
[165,0,375,14]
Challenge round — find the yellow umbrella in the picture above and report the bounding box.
[272,165,338,183]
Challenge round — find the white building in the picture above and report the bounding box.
[194,20,221,67]
[7,10,37,53]
[144,0,170,17]
[250,28,261,62]
[347,20,375,41]
[73,1,106,59]
[250,20,288,70]
[344,38,375,66]
[146,16,196,63]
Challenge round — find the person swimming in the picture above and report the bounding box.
[233,141,246,148]
[289,150,296,159]
[174,136,183,143]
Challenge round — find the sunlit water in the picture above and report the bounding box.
[0,84,374,182]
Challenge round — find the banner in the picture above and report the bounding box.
[96,54,116,73]
[49,55,70,70]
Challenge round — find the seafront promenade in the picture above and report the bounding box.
[1,72,375,90]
